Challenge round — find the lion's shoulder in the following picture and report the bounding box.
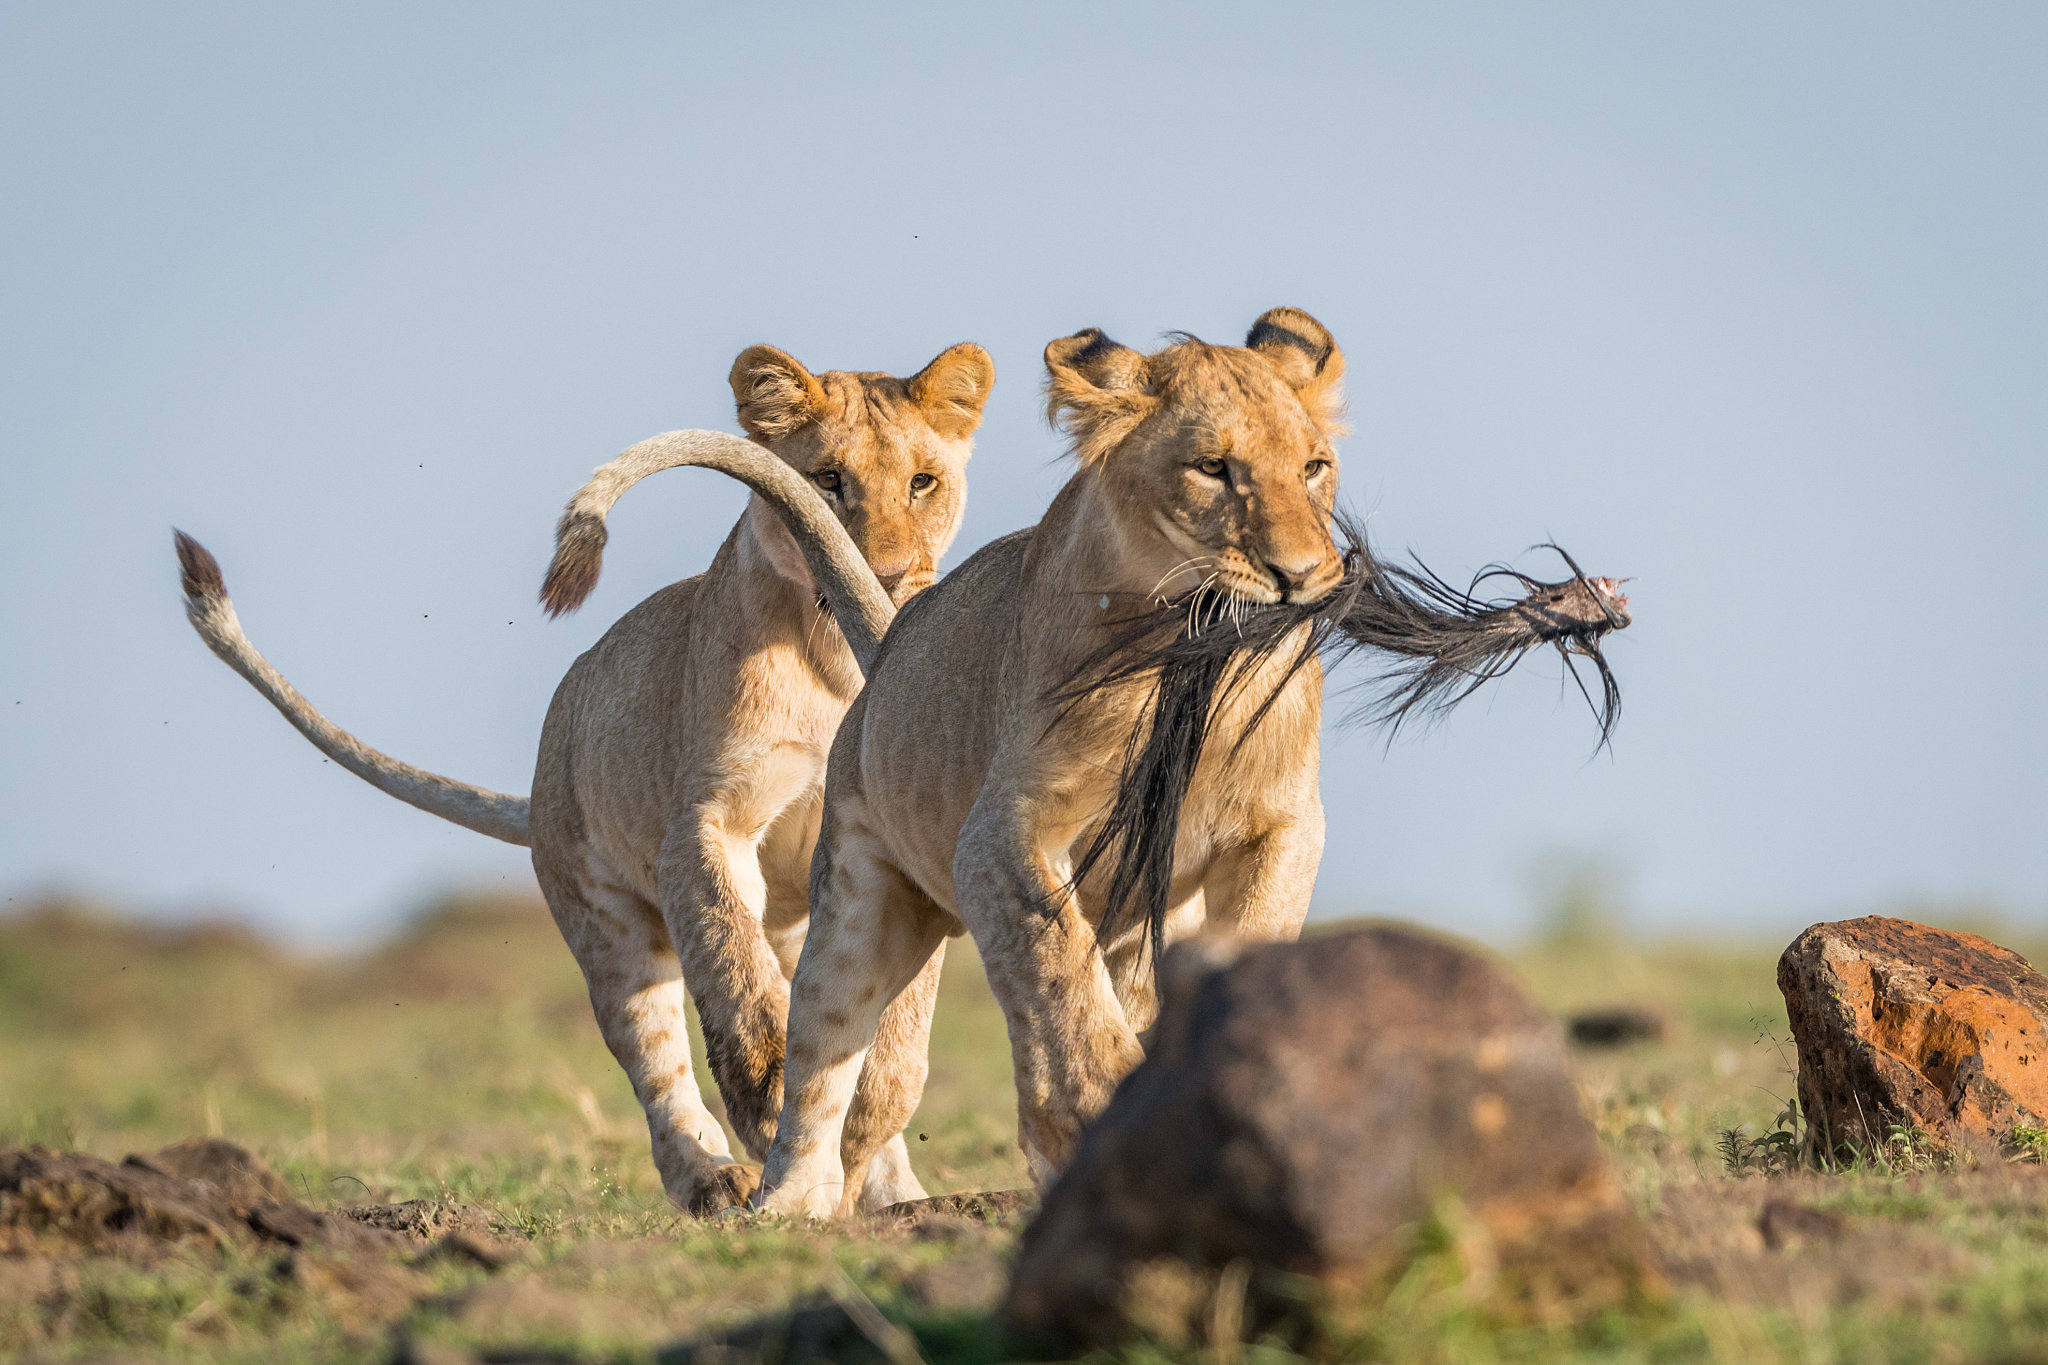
[872,528,1035,664]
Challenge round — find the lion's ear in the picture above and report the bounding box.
[1043,328,1158,462]
[1246,307,1346,428]
[906,343,996,441]
[730,345,827,441]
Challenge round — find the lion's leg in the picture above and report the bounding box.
[1199,813,1324,942]
[847,940,946,1211]
[1103,886,1206,1036]
[537,865,754,1216]
[658,820,794,1164]
[755,828,950,1218]
[954,813,1145,1188]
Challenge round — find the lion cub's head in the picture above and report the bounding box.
[1045,307,1346,606]
[731,343,994,606]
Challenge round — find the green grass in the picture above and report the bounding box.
[7,894,2048,1362]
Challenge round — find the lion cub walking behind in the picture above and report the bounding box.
[175,341,994,1215]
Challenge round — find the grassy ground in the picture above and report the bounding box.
[5,894,2048,1363]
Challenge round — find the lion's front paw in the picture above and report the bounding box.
[684,1161,761,1217]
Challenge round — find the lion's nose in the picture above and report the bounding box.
[1264,557,1321,593]
[871,558,914,593]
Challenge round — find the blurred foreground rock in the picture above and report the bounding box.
[1779,916,2048,1161]
[1003,924,1655,1352]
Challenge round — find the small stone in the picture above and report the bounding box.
[1566,1008,1666,1047]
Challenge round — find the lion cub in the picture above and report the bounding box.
[750,311,1347,1216]
[176,341,994,1215]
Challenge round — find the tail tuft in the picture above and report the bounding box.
[539,512,607,617]
[174,529,226,603]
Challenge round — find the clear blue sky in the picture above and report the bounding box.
[3,4,2043,944]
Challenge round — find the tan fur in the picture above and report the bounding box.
[528,342,991,1216]
[752,309,1349,1216]
[177,342,993,1217]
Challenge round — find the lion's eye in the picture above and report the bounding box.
[1196,457,1227,478]
[909,472,936,494]
[1304,458,1331,478]
[813,470,842,493]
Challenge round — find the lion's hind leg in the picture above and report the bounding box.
[538,865,755,1216]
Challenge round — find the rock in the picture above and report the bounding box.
[1778,916,2048,1159]
[1566,1007,1666,1047]
[1002,925,1654,1352]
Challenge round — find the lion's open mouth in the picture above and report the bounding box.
[1053,511,1631,976]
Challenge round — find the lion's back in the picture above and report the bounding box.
[847,530,1032,902]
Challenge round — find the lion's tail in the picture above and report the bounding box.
[173,530,533,846]
[535,428,895,671]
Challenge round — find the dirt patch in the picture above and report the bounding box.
[871,1188,1033,1229]
[0,1138,523,1341]
[659,1299,903,1365]
[1653,1173,1978,1314]
[123,1135,296,1211]
[343,1197,495,1241]
[0,1145,242,1255]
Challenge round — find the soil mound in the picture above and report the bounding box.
[1,1137,509,1337]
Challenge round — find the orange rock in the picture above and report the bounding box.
[1778,916,2048,1160]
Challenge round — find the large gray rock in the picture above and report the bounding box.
[1003,924,1652,1351]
